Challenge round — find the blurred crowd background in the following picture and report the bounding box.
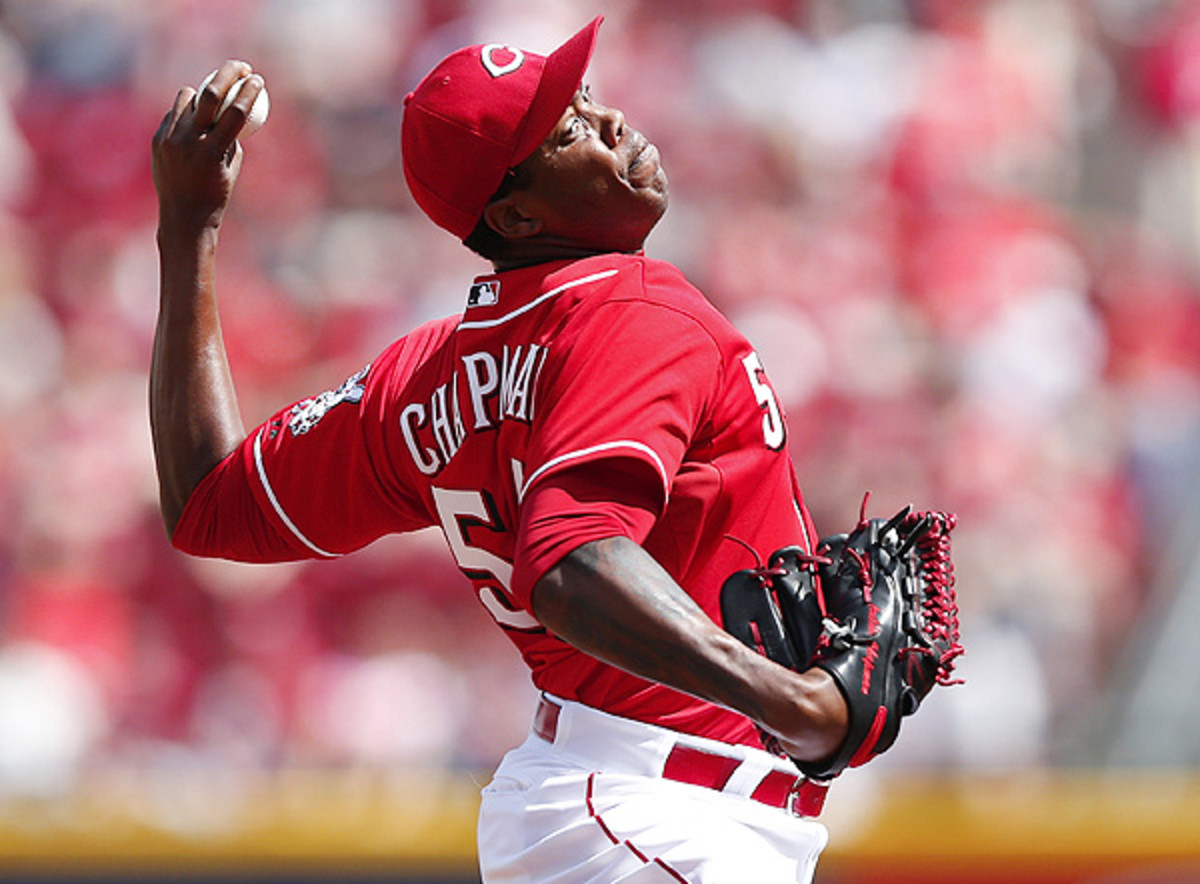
[0,0,1199,805]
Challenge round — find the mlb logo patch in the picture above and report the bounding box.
[468,280,500,307]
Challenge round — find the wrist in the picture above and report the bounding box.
[156,220,221,273]
[767,667,849,762]
[157,209,223,246]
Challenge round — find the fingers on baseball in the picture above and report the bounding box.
[193,60,259,143]
[217,74,265,139]
[193,60,253,112]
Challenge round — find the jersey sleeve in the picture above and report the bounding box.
[172,361,432,562]
[513,459,662,604]
[509,295,722,600]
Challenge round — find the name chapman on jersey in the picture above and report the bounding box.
[402,342,546,475]
[288,342,546,476]
[289,342,547,478]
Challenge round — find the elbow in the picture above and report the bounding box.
[160,502,183,543]
[153,447,228,548]
[155,473,192,544]
[156,465,207,550]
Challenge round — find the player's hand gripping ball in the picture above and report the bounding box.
[195,68,270,137]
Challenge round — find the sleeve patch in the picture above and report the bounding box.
[288,364,370,436]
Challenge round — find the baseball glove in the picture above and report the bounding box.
[720,497,963,785]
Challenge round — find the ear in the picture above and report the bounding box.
[483,195,543,239]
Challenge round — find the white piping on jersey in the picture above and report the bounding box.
[457,269,619,330]
[792,499,813,554]
[253,429,340,558]
[520,440,669,502]
[511,458,526,501]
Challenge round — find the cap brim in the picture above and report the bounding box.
[511,15,602,164]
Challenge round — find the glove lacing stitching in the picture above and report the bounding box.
[899,511,965,686]
[724,535,831,580]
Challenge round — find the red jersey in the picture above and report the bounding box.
[175,252,819,747]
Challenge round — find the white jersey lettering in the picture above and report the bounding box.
[429,378,466,463]
[400,341,546,475]
[400,402,441,475]
[500,343,544,422]
[462,351,500,430]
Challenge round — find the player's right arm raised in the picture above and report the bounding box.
[149,60,264,535]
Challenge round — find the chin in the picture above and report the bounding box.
[618,204,667,253]
[644,189,669,233]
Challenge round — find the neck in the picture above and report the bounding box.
[490,236,643,273]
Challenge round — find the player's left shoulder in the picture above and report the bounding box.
[549,253,727,344]
[639,256,736,339]
[584,252,711,313]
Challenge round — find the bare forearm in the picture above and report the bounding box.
[530,536,847,761]
[150,226,244,534]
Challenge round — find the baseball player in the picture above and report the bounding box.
[150,17,849,883]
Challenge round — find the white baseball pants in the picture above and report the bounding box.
[477,694,828,883]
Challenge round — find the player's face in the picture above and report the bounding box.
[517,86,668,252]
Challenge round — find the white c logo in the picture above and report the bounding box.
[481,44,525,78]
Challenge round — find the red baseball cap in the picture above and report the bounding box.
[401,16,602,240]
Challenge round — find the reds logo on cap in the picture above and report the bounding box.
[481,45,525,78]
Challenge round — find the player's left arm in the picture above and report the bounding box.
[531,535,848,762]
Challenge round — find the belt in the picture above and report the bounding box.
[532,695,828,816]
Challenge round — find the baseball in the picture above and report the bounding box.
[196,69,270,136]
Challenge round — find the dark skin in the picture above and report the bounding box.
[151,59,256,531]
[150,63,848,763]
[482,84,669,268]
